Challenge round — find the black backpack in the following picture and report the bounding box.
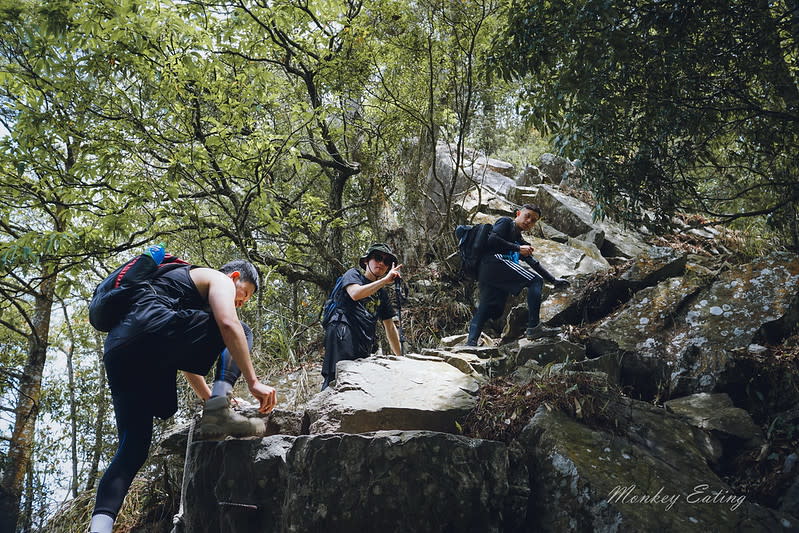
[320,275,345,328]
[455,223,493,279]
[89,253,190,332]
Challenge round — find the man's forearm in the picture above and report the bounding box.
[347,277,390,301]
[384,319,402,356]
[523,256,557,282]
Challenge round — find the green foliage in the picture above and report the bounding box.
[494,0,799,243]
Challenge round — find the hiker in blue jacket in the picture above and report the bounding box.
[466,204,570,346]
[321,243,403,390]
[89,259,276,533]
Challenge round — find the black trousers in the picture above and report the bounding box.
[321,320,365,390]
[93,321,252,520]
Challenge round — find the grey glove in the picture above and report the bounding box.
[553,278,570,289]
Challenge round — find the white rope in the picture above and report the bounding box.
[170,417,196,532]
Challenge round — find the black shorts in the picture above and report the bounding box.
[104,304,226,419]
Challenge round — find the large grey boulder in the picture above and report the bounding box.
[508,184,540,206]
[467,152,516,178]
[587,267,710,398]
[183,435,294,533]
[467,168,518,197]
[538,153,580,185]
[183,431,518,533]
[664,393,762,443]
[517,164,543,187]
[304,355,481,434]
[542,246,687,326]
[429,143,517,202]
[584,252,799,399]
[513,337,586,367]
[284,431,516,532]
[516,399,796,532]
[453,186,516,219]
[666,252,799,396]
[535,185,650,259]
[529,237,611,278]
[539,222,570,243]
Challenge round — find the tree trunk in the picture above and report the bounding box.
[21,466,33,533]
[0,263,58,533]
[480,67,497,155]
[85,333,107,492]
[58,298,79,499]
[327,171,348,281]
[67,341,78,498]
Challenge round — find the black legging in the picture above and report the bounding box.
[92,323,252,519]
[213,322,253,388]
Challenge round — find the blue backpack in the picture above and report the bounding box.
[320,276,345,327]
[455,223,493,279]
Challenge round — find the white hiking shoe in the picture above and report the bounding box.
[196,394,265,440]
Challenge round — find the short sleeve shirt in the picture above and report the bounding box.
[337,267,396,356]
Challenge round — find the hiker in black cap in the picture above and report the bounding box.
[321,243,403,389]
[467,204,570,346]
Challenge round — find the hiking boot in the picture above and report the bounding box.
[525,323,561,340]
[196,394,265,440]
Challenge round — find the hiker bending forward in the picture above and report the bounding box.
[89,260,276,533]
[467,204,569,346]
[321,243,403,390]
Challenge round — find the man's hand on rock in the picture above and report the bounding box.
[249,381,277,414]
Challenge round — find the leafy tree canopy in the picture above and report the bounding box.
[494,0,799,243]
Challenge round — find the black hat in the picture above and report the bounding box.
[358,243,399,269]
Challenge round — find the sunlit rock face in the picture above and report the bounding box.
[303,355,481,435]
[541,246,687,327]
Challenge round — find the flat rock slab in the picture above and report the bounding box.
[515,337,586,366]
[665,393,762,441]
[305,355,481,434]
[530,237,610,278]
[422,348,506,377]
